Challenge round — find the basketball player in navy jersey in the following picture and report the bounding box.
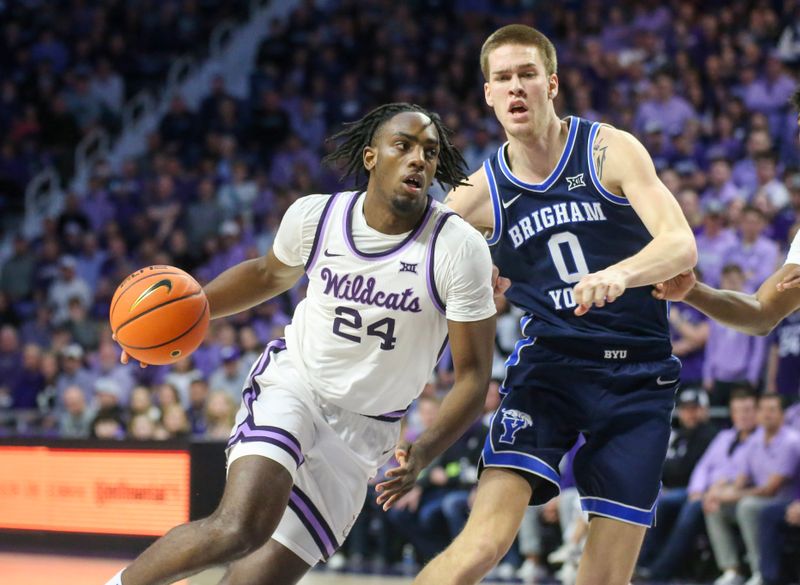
[385,25,697,585]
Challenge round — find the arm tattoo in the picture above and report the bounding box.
[594,138,608,180]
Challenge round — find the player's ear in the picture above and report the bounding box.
[548,74,558,100]
[363,145,376,172]
[484,81,493,107]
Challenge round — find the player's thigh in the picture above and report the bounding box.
[212,455,294,539]
[576,516,647,585]
[458,468,532,553]
[219,539,310,585]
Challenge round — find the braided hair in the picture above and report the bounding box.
[323,103,469,191]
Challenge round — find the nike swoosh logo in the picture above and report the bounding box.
[502,192,523,209]
[656,377,679,386]
[324,249,344,257]
[130,279,173,311]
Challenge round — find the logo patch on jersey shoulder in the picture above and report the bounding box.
[566,173,586,190]
[498,408,533,445]
[399,261,418,274]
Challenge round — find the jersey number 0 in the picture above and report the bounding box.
[547,232,589,284]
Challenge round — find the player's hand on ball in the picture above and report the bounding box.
[573,268,627,316]
[652,270,696,302]
[776,265,800,291]
[375,443,425,511]
[112,334,148,368]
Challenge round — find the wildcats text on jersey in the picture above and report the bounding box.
[320,267,422,312]
[507,201,607,249]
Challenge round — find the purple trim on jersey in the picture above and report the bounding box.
[287,486,339,559]
[342,191,434,259]
[365,407,407,422]
[437,335,449,363]
[305,193,341,271]
[425,212,455,314]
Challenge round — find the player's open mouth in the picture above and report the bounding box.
[509,101,529,117]
[402,173,424,193]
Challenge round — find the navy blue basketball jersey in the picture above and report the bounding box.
[484,116,670,351]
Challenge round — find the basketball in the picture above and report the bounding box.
[109,265,210,365]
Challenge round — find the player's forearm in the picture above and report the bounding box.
[612,230,697,288]
[204,255,301,319]
[684,283,770,336]
[411,372,489,469]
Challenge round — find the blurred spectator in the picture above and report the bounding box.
[635,72,696,137]
[704,395,800,585]
[204,390,236,439]
[55,343,95,405]
[160,404,190,439]
[11,343,44,410]
[164,356,203,409]
[724,206,780,294]
[89,342,135,404]
[128,413,158,440]
[48,256,92,326]
[668,301,709,388]
[58,384,94,438]
[155,382,181,413]
[129,385,160,423]
[209,346,247,402]
[66,297,99,350]
[1,234,36,303]
[696,200,738,288]
[703,265,767,404]
[187,379,209,436]
[0,324,21,389]
[758,498,800,585]
[766,311,800,398]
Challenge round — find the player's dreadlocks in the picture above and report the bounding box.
[323,103,470,190]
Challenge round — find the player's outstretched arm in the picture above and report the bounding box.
[204,250,304,320]
[654,264,800,336]
[376,315,496,510]
[574,126,697,315]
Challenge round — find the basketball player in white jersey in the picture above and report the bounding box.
[106,103,497,585]
[653,88,800,331]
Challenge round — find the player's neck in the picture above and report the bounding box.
[505,114,567,183]
[362,190,425,235]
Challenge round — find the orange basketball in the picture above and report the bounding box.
[109,265,209,365]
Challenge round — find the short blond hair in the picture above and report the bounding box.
[480,24,558,79]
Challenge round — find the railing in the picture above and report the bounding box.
[22,166,62,238]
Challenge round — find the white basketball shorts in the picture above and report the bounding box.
[226,339,401,565]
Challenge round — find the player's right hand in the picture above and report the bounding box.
[375,443,425,511]
[777,265,800,291]
[112,334,148,368]
[652,270,696,302]
[492,265,511,300]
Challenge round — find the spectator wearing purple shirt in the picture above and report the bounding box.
[724,206,780,294]
[732,129,773,196]
[766,311,800,398]
[669,303,709,386]
[757,495,800,585]
[743,55,797,133]
[703,264,768,404]
[703,158,743,208]
[696,200,738,288]
[635,73,697,138]
[638,389,758,581]
[704,394,800,585]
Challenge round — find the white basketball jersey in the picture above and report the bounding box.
[284,191,456,416]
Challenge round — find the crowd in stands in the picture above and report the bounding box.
[1,0,800,583]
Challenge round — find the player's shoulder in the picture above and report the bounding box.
[286,192,347,220]
[429,200,491,258]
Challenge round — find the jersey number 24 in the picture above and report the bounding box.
[332,306,397,350]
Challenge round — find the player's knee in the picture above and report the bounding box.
[205,510,272,558]
[456,530,510,575]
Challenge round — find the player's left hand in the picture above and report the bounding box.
[573,268,627,316]
[652,270,696,302]
[375,443,426,511]
[777,265,800,291]
[492,265,511,300]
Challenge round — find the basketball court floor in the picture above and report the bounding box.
[0,552,415,585]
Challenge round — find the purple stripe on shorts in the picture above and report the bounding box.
[238,424,304,466]
[287,497,331,560]
[289,487,338,558]
[425,212,455,314]
[305,193,340,272]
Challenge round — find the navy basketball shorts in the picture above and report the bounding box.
[480,341,680,527]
